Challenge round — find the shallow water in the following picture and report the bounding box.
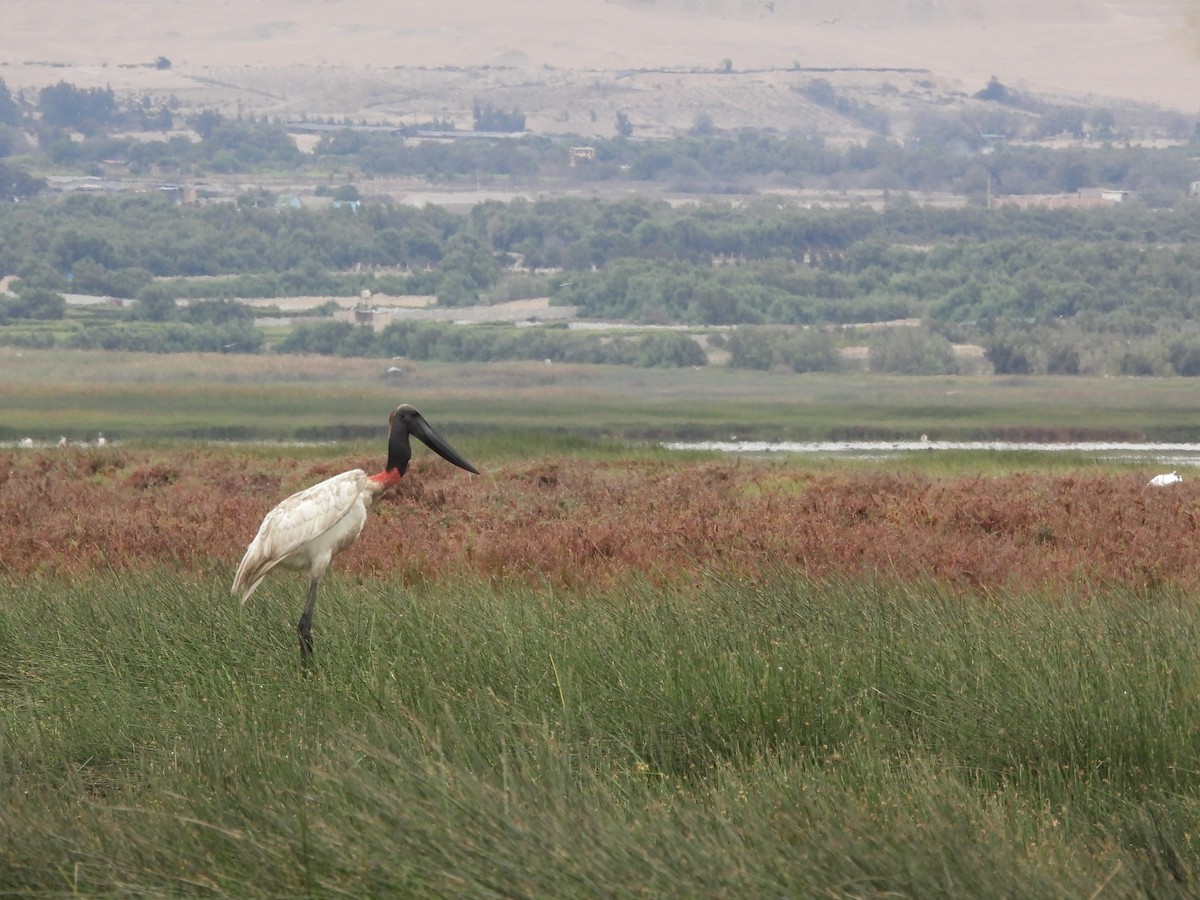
[662,439,1200,469]
[8,437,1200,473]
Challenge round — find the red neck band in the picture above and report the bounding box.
[369,469,403,488]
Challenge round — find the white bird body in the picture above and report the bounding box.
[232,404,478,664]
[1149,471,1183,487]
[232,469,383,605]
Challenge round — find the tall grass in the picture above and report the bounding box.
[3,570,1199,895]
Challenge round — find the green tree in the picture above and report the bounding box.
[436,270,480,306]
[724,328,782,371]
[868,327,959,375]
[179,298,253,325]
[633,332,708,367]
[1168,337,1200,376]
[974,76,1013,104]
[690,113,717,137]
[127,283,178,322]
[981,331,1031,375]
[4,287,66,320]
[775,329,841,373]
[0,78,21,126]
[277,321,355,355]
[0,161,45,199]
[38,82,116,133]
[472,100,526,132]
[189,109,224,140]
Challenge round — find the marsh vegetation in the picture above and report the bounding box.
[3,357,1200,894]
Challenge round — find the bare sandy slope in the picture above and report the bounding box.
[3,0,1198,132]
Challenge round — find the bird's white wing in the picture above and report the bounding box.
[232,469,370,601]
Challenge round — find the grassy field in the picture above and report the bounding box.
[4,572,1200,896]
[6,347,1200,443]
[5,351,1200,895]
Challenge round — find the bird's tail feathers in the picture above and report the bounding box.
[231,555,278,605]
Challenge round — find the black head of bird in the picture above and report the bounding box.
[385,404,480,477]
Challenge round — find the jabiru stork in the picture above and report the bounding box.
[232,404,479,663]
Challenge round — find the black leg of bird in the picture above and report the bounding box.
[297,578,319,663]
[297,618,314,663]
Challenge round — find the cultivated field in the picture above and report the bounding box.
[4,352,1200,894]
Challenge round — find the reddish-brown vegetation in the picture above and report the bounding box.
[1,448,1197,596]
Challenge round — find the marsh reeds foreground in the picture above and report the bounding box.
[3,446,1200,895]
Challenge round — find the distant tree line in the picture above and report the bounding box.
[8,179,1200,374]
[59,319,265,354]
[276,320,707,367]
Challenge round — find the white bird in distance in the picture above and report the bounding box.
[1148,471,1183,487]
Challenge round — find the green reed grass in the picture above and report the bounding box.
[6,349,1200,443]
[2,570,1199,895]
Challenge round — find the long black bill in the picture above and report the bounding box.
[386,405,479,476]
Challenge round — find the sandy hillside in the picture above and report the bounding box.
[3,1,1199,134]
